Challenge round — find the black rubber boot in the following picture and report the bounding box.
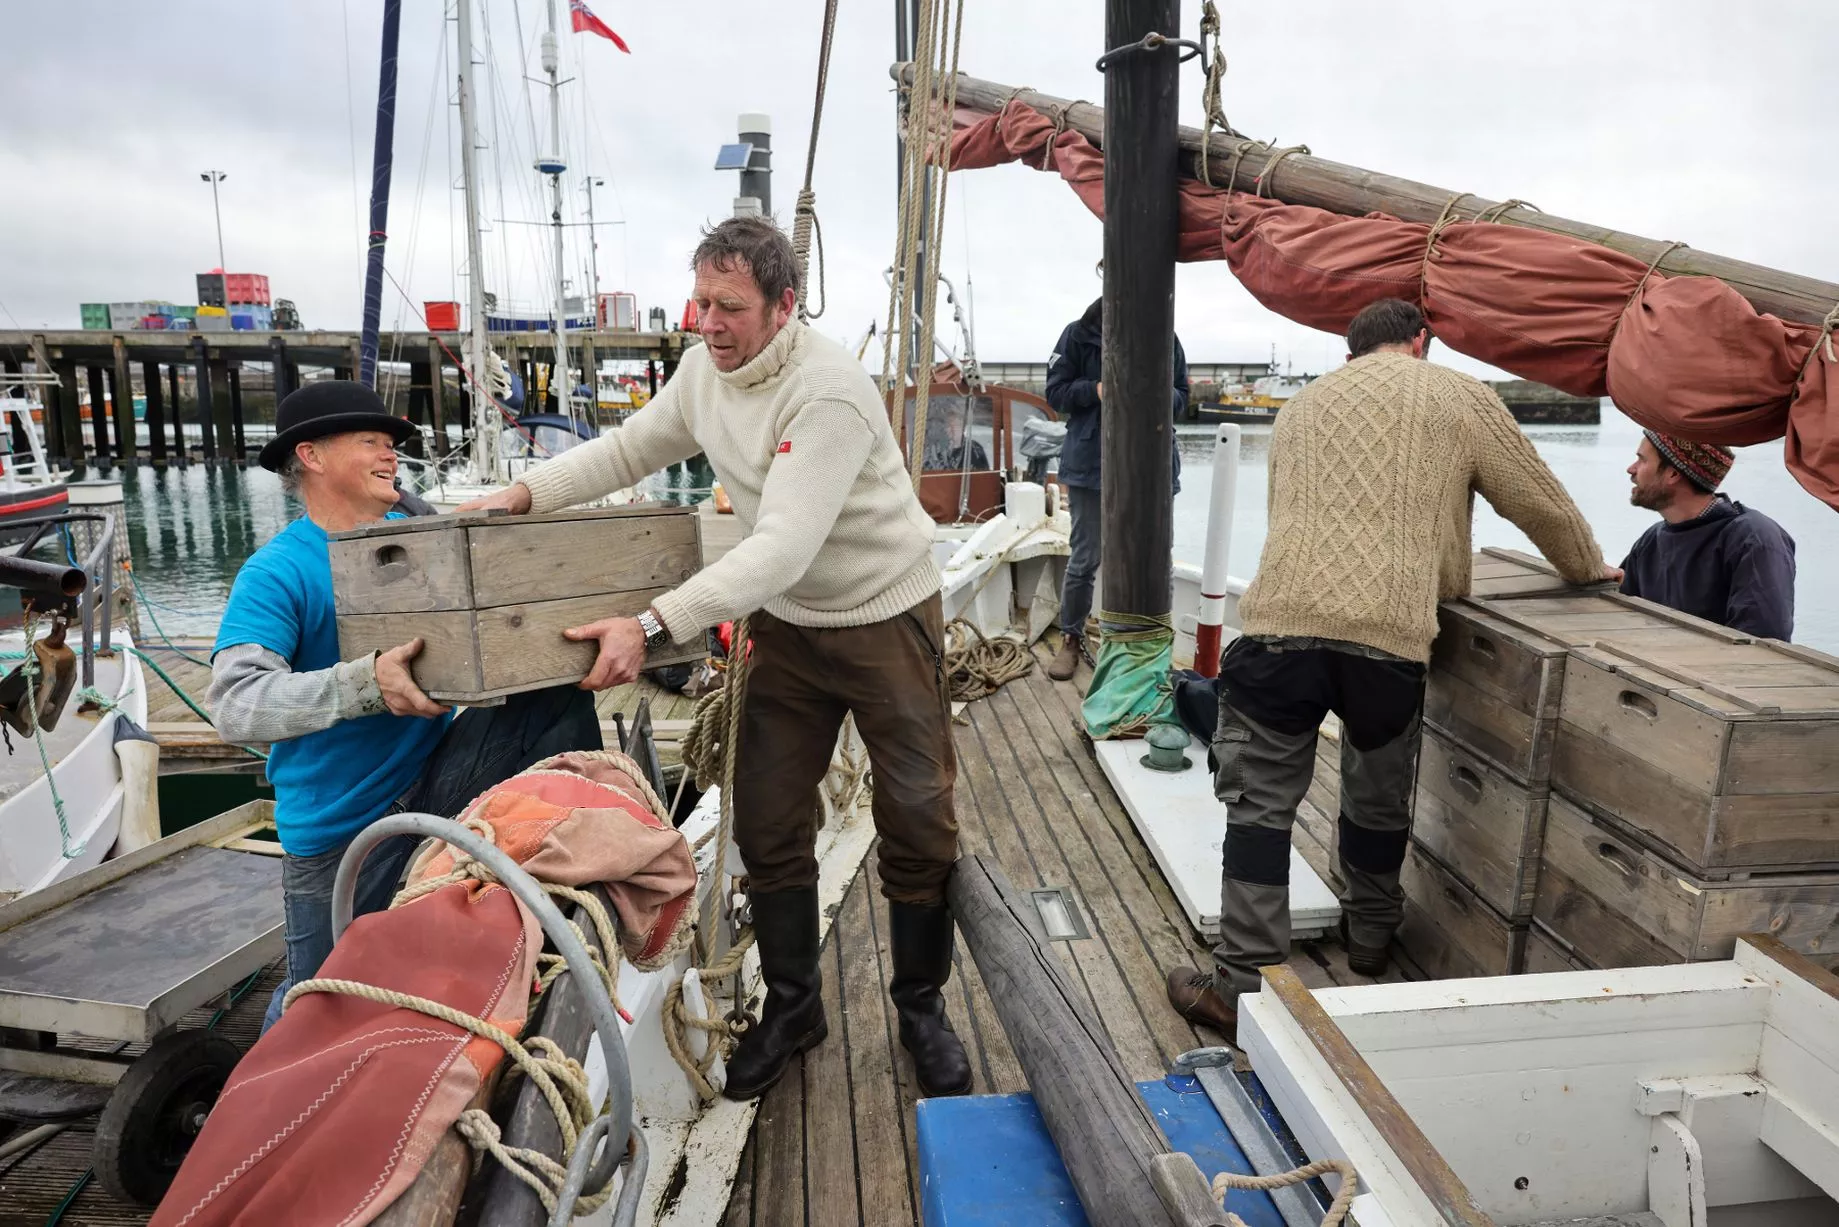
[888,900,974,1097]
[723,889,827,1101]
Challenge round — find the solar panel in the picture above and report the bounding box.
[713,142,754,171]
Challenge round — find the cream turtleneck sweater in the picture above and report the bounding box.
[517,319,939,636]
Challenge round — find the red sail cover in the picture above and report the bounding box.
[154,752,697,1227]
[949,100,1839,509]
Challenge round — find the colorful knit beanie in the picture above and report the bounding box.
[1644,429,1734,492]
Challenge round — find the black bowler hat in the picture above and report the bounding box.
[259,380,415,471]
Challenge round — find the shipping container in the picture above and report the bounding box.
[424,300,461,331]
[80,303,111,330]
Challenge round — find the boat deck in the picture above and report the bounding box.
[719,644,1423,1226]
[4,644,1417,1224]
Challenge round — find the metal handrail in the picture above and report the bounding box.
[329,812,644,1211]
[3,512,114,689]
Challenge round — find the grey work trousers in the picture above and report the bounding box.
[1058,484,1102,637]
[1208,636,1426,1000]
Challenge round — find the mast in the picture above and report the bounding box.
[538,2,572,423]
[455,0,495,479]
[357,0,404,389]
[1100,0,1178,629]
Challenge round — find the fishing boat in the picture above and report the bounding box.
[0,373,70,542]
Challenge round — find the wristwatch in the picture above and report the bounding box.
[636,608,671,650]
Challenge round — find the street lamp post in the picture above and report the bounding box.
[199,170,229,282]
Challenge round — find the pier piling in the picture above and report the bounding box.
[228,365,246,456]
[142,360,167,465]
[167,364,185,463]
[85,364,112,463]
[193,338,217,463]
[111,337,136,462]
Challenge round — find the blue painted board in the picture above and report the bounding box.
[915,1078,1284,1227]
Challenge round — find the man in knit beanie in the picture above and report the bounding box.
[1620,430,1795,640]
[1165,298,1613,1039]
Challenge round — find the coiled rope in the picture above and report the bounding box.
[1212,1157,1359,1227]
[944,618,1034,702]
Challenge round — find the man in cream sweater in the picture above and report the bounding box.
[1165,298,1618,1038]
[461,217,971,1099]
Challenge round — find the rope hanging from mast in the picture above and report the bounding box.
[883,0,969,489]
[792,0,840,321]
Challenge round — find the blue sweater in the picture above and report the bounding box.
[1619,497,1795,640]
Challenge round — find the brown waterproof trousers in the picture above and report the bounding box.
[730,595,959,904]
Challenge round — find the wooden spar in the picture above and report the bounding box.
[948,855,1179,1227]
[892,65,1839,329]
[1100,0,1179,623]
[468,884,619,1225]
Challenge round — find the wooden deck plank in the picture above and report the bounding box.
[990,682,1209,1068]
[940,781,1027,1095]
[721,1134,756,1227]
[863,859,927,1227]
[835,871,918,1227]
[803,935,862,1227]
[750,1062,806,1227]
[970,687,1170,1081]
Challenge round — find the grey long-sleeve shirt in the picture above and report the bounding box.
[208,642,386,747]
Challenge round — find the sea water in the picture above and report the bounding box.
[113,404,1831,652]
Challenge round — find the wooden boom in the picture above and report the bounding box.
[895,64,1839,328]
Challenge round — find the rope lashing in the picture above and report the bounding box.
[792,0,839,322]
[1474,197,1540,224]
[1253,143,1311,198]
[993,85,1035,141]
[1222,137,1271,198]
[1621,240,1690,318]
[1792,300,1839,383]
[1417,191,1481,303]
[1039,99,1087,173]
[1211,1157,1360,1227]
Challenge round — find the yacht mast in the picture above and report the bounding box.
[538,2,573,425]
[455,0,496,480]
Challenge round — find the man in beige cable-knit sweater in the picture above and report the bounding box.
[459,217,972,1101]
[1166,298,1618,1037]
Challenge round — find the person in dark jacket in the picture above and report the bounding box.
[1621,430,1795,640]
[1042,297,1188,682]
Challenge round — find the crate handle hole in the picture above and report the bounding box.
[1469,634,1497,661]
[1618,690,1658,720]
[1440,883,1470,911]
[1595,841,1638,878]
[1450,764,1484,801]
[375,544,409,579]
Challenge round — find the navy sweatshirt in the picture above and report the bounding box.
[1619,496,1796,640]
[1043,314,1186,492]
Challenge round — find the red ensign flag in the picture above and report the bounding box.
[568,0,629,52]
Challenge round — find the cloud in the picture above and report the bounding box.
[3,0,1833,387]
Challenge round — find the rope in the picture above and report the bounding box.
[18,613,83,861]
[122,645,269,762]
[1254,143,1311,198]
[1622,240,1689,318]
[907,0,969,487]
[1211,1157,1359,1227]
[1039,99,1086,173]
[791,0,840,322]
[1474,197,1539,224]
[1197,1,1228,186]
[1416,191,1480,305]
[944,618,1034,702]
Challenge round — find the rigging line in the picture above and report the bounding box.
[445,0,459,306]
[480,0,516,309]
[384,18,450,412]
[342,0,363,263]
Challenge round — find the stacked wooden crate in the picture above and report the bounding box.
[1395,549,1839,976]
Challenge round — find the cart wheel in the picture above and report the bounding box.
[93,1031,242,1206]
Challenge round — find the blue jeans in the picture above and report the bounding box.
[262,686,600,1031]
[1059,484,1102,637]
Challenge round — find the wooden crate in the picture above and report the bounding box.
[1411,727,1548,920]
[1398,840,1526,979]
[1533,792,1839,970]
[331,506,705,704]
[1426,598,1567,785]
[1551,640,1839,874]
[1521,921,1591,973]
[1467,546,1584,599]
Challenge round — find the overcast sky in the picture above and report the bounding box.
[2,1,1834,383]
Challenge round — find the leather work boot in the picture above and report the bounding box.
[1165,966,1238,1043]
[723,889,827,1100]
[888,901,974,1097]
[1045,633,1083,682]
[1339,915,1392,978]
